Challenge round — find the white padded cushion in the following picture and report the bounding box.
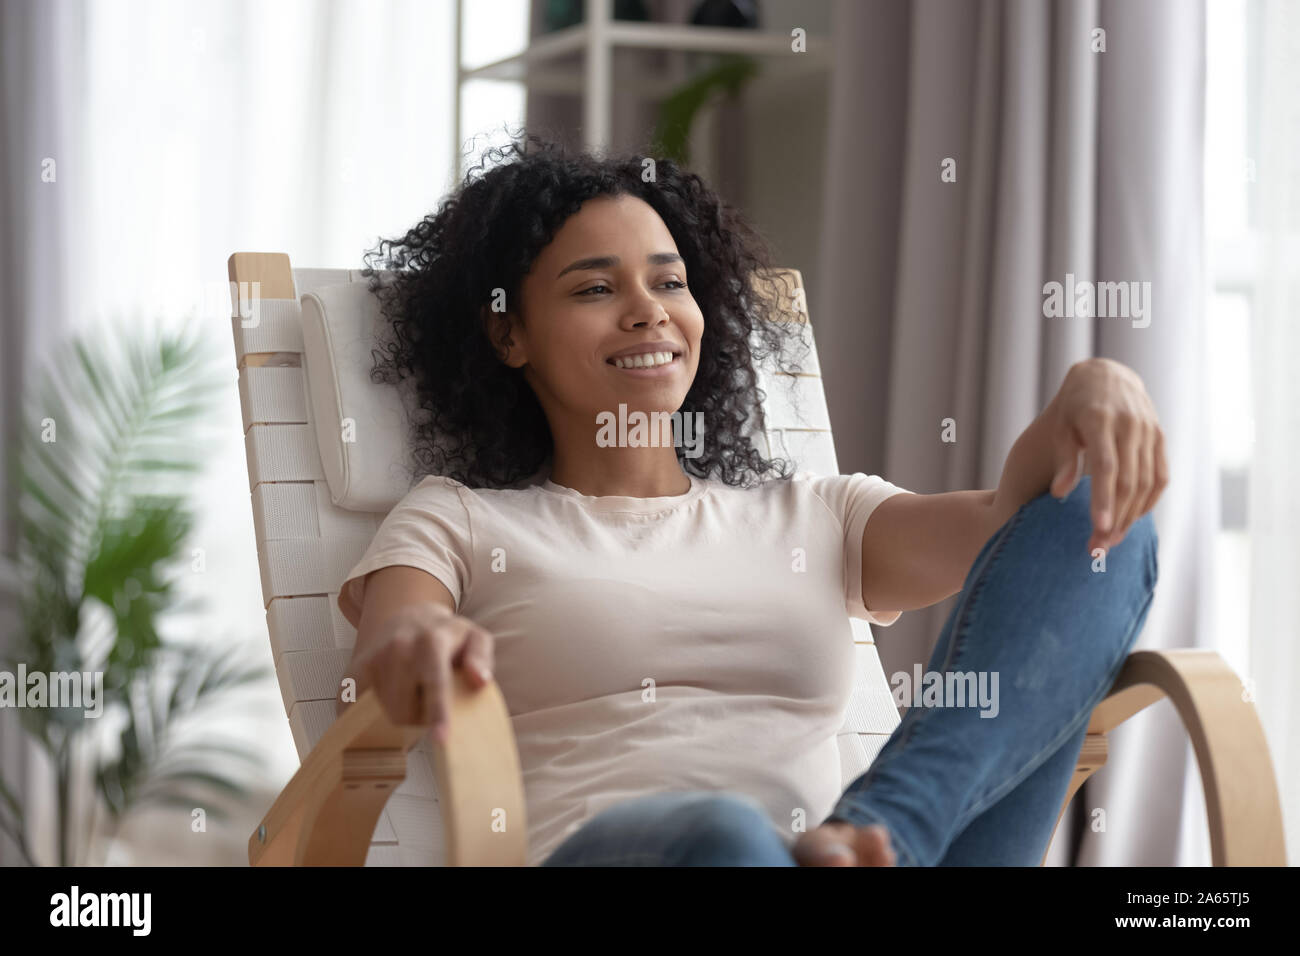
[300,281,418,512]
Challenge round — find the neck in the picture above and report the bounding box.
[548,448,690,498]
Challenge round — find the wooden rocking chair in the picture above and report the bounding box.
[227,251,1286,867]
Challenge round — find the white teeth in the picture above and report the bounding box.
[614,351,675,369]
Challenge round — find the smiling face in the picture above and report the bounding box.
[490,193,705,466]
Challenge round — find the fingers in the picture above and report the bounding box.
[385,619,444,728]
[359,609,496,743]
[1143,425,1169,515]
[417,618,484,743]
[411,629,450,733]
[1106,404,1168,547]
[455,626,495,686]
[371,647,417,726]
[1115,422,1156,544]
[1080,408,1119,553]
[794,822,897,867]
[1058,366,1168,553]
[793,824,857,866]
[1050,432,1083,500]
[1105,415,1144,549]
[853,824,897,866]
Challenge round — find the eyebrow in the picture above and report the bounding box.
[556,252,684,280]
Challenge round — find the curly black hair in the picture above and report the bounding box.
[360,129,813,491]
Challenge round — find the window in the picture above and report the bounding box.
[1203,0,1259,682]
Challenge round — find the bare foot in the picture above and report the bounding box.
[793,821,898,867]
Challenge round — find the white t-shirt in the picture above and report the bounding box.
[338,469,912,865]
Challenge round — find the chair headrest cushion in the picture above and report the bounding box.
[300,281,419,512]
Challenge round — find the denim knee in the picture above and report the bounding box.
[1030,476,1158,580]
[1041,473,1095,530]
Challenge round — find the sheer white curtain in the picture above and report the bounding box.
[3,0,479,864]
[1249,0,1300,867]
[80,0,458,324]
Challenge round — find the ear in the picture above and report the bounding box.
[483,305,524,367]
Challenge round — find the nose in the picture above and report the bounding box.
[621,284,671,329]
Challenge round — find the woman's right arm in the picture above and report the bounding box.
[337,565,495,742]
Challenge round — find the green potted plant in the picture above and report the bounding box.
[652,53,760,166]
[0,322,268,866]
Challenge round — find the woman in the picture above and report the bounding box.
[335,133,1164,867]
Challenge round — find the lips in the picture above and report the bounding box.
[605,341,684,362]
[606,352,682,375]
[607,350,680,369]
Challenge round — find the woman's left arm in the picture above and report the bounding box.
[860,358,1168,616]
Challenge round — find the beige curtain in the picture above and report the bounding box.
[816,0,1213,865]
[0,0,89,867]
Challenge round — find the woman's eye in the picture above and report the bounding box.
[577,280,687,296]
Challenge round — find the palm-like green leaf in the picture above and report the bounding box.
[7,318,268,863]
[96,640,268,821]
[652,54,761,165]
[13,323,223,730]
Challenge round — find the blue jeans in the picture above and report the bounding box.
[541,475,1159,866]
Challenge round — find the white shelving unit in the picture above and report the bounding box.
[453,0,833,171]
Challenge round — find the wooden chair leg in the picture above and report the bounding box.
[1043,649,1286,866]
[1041,734,1107,866]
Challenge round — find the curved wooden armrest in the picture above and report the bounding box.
[250,672,528,866]
[1086,648,1286,866]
